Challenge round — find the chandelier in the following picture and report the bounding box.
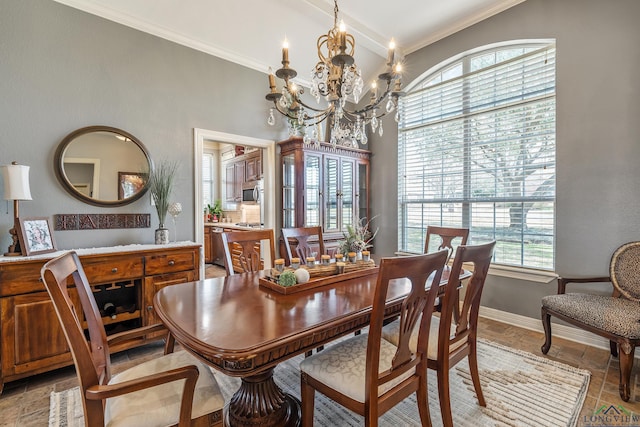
[265,0,404,148]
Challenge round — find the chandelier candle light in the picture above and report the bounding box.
[266,0,404,148]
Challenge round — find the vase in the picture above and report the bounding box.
[155,227,169,244]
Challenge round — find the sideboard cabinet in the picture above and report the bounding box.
[279,138,370,256]
[0,243,200,393]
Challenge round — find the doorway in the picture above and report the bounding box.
[193,129,276,272]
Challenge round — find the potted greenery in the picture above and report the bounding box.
[149,160,178,244]
[209,199,223,222]
[337,216,379,257]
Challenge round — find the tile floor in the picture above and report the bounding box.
[1,264,638,426]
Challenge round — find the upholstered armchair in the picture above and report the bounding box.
[541,241,640,401]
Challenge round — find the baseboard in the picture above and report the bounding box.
[478,305,633,356]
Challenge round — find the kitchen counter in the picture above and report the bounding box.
[204,222,262,232]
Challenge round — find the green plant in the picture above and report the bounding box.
[278,270,297,287]
[337,216,379,255]
[149,160,178,227]
[209,199,223,217]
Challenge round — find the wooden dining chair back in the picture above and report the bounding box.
[541,241,640,401]
[281,226,325,263]
[300,250,449,427]
[41,251,224,427]
[381,240,495,427]
[424,226,469,263]
[221,228,276,275]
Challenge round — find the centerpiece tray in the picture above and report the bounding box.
[259,260,378,295]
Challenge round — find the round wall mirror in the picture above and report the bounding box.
[55,126,152,207]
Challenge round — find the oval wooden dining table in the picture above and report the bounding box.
[154,267,465,427]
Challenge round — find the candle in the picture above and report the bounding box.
[282,39,289,64]
[268,67,276,90]
[275,258,285,272]
[387,39,396,65]
[290,257,300,269]
[321,254,331,265]
[371,81,377,99]
[306,256,316,268]
[339,20,347,52]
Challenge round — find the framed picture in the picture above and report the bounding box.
[16,217,57,256]
[118,172,146,200]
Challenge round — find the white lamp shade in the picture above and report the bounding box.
[1,163,32,201]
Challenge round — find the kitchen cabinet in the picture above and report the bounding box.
[0,244,200,393]
[279,137,370,255]
[224,150,262,203]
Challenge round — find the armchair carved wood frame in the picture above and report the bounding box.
[541,242,640,401]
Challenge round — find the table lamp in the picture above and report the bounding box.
[1,161,32,256]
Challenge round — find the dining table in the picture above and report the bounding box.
[154,265,469,427]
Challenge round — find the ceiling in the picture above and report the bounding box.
[53,0,524,86]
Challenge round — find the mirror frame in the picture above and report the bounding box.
[54,126,153,207]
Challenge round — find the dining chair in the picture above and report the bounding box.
[281,226,325,264]
[425,226,469,320]
[424,225,469,263]
[541,241,640,402]
[382,241,496,427]
[40,251,224,427]
[300,250,449,427]
[220,228,276,275]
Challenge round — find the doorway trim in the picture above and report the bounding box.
[193,128,276,258]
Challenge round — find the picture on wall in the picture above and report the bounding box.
[16,217,57,256]
[118,172,146,199]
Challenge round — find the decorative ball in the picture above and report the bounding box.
[278,270,297,287]
[294,268,310,284]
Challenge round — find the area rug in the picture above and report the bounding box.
[49,339,589,427]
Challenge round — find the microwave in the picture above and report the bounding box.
[242,181,262,203]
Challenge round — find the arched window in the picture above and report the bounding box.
[398,41,556,269]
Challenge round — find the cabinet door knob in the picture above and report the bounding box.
[111,267,118,273]
[168,260,175,266]
[147,305,153,311]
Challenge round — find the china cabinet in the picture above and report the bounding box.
[279,137,370,255]
[0,243,200,393]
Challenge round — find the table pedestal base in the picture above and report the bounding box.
[226,368,301,427]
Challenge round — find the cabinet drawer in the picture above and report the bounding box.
[81,256,144,283]
[145,251,195,276]
[0,262,46,296]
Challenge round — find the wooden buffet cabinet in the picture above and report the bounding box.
[0,243,201,393]
[279,137,371,256]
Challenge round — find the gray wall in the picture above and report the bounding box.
[3,0,639,321]
[368,0,640,318]
[0,0,287,250]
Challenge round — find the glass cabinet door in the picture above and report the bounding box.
[304,154,321,226]
[282,154,295,228]
[324,157,339,231]
[358,161,369,223]
[340,159,354,230]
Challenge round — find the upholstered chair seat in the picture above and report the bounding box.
[299,334,415,403]
[106,350,224,427]
[541,293,640,339]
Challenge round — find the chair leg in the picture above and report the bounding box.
[468,339,485,407]
[416,372,432,427]
[540,307,552,354]
[301,376,316,427]
[618,343,635,402]
[437,366,454,427]
[610,340,619,358]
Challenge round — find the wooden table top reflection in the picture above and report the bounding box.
[154,266,466,427]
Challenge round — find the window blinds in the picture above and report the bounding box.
[398,44,556,269]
